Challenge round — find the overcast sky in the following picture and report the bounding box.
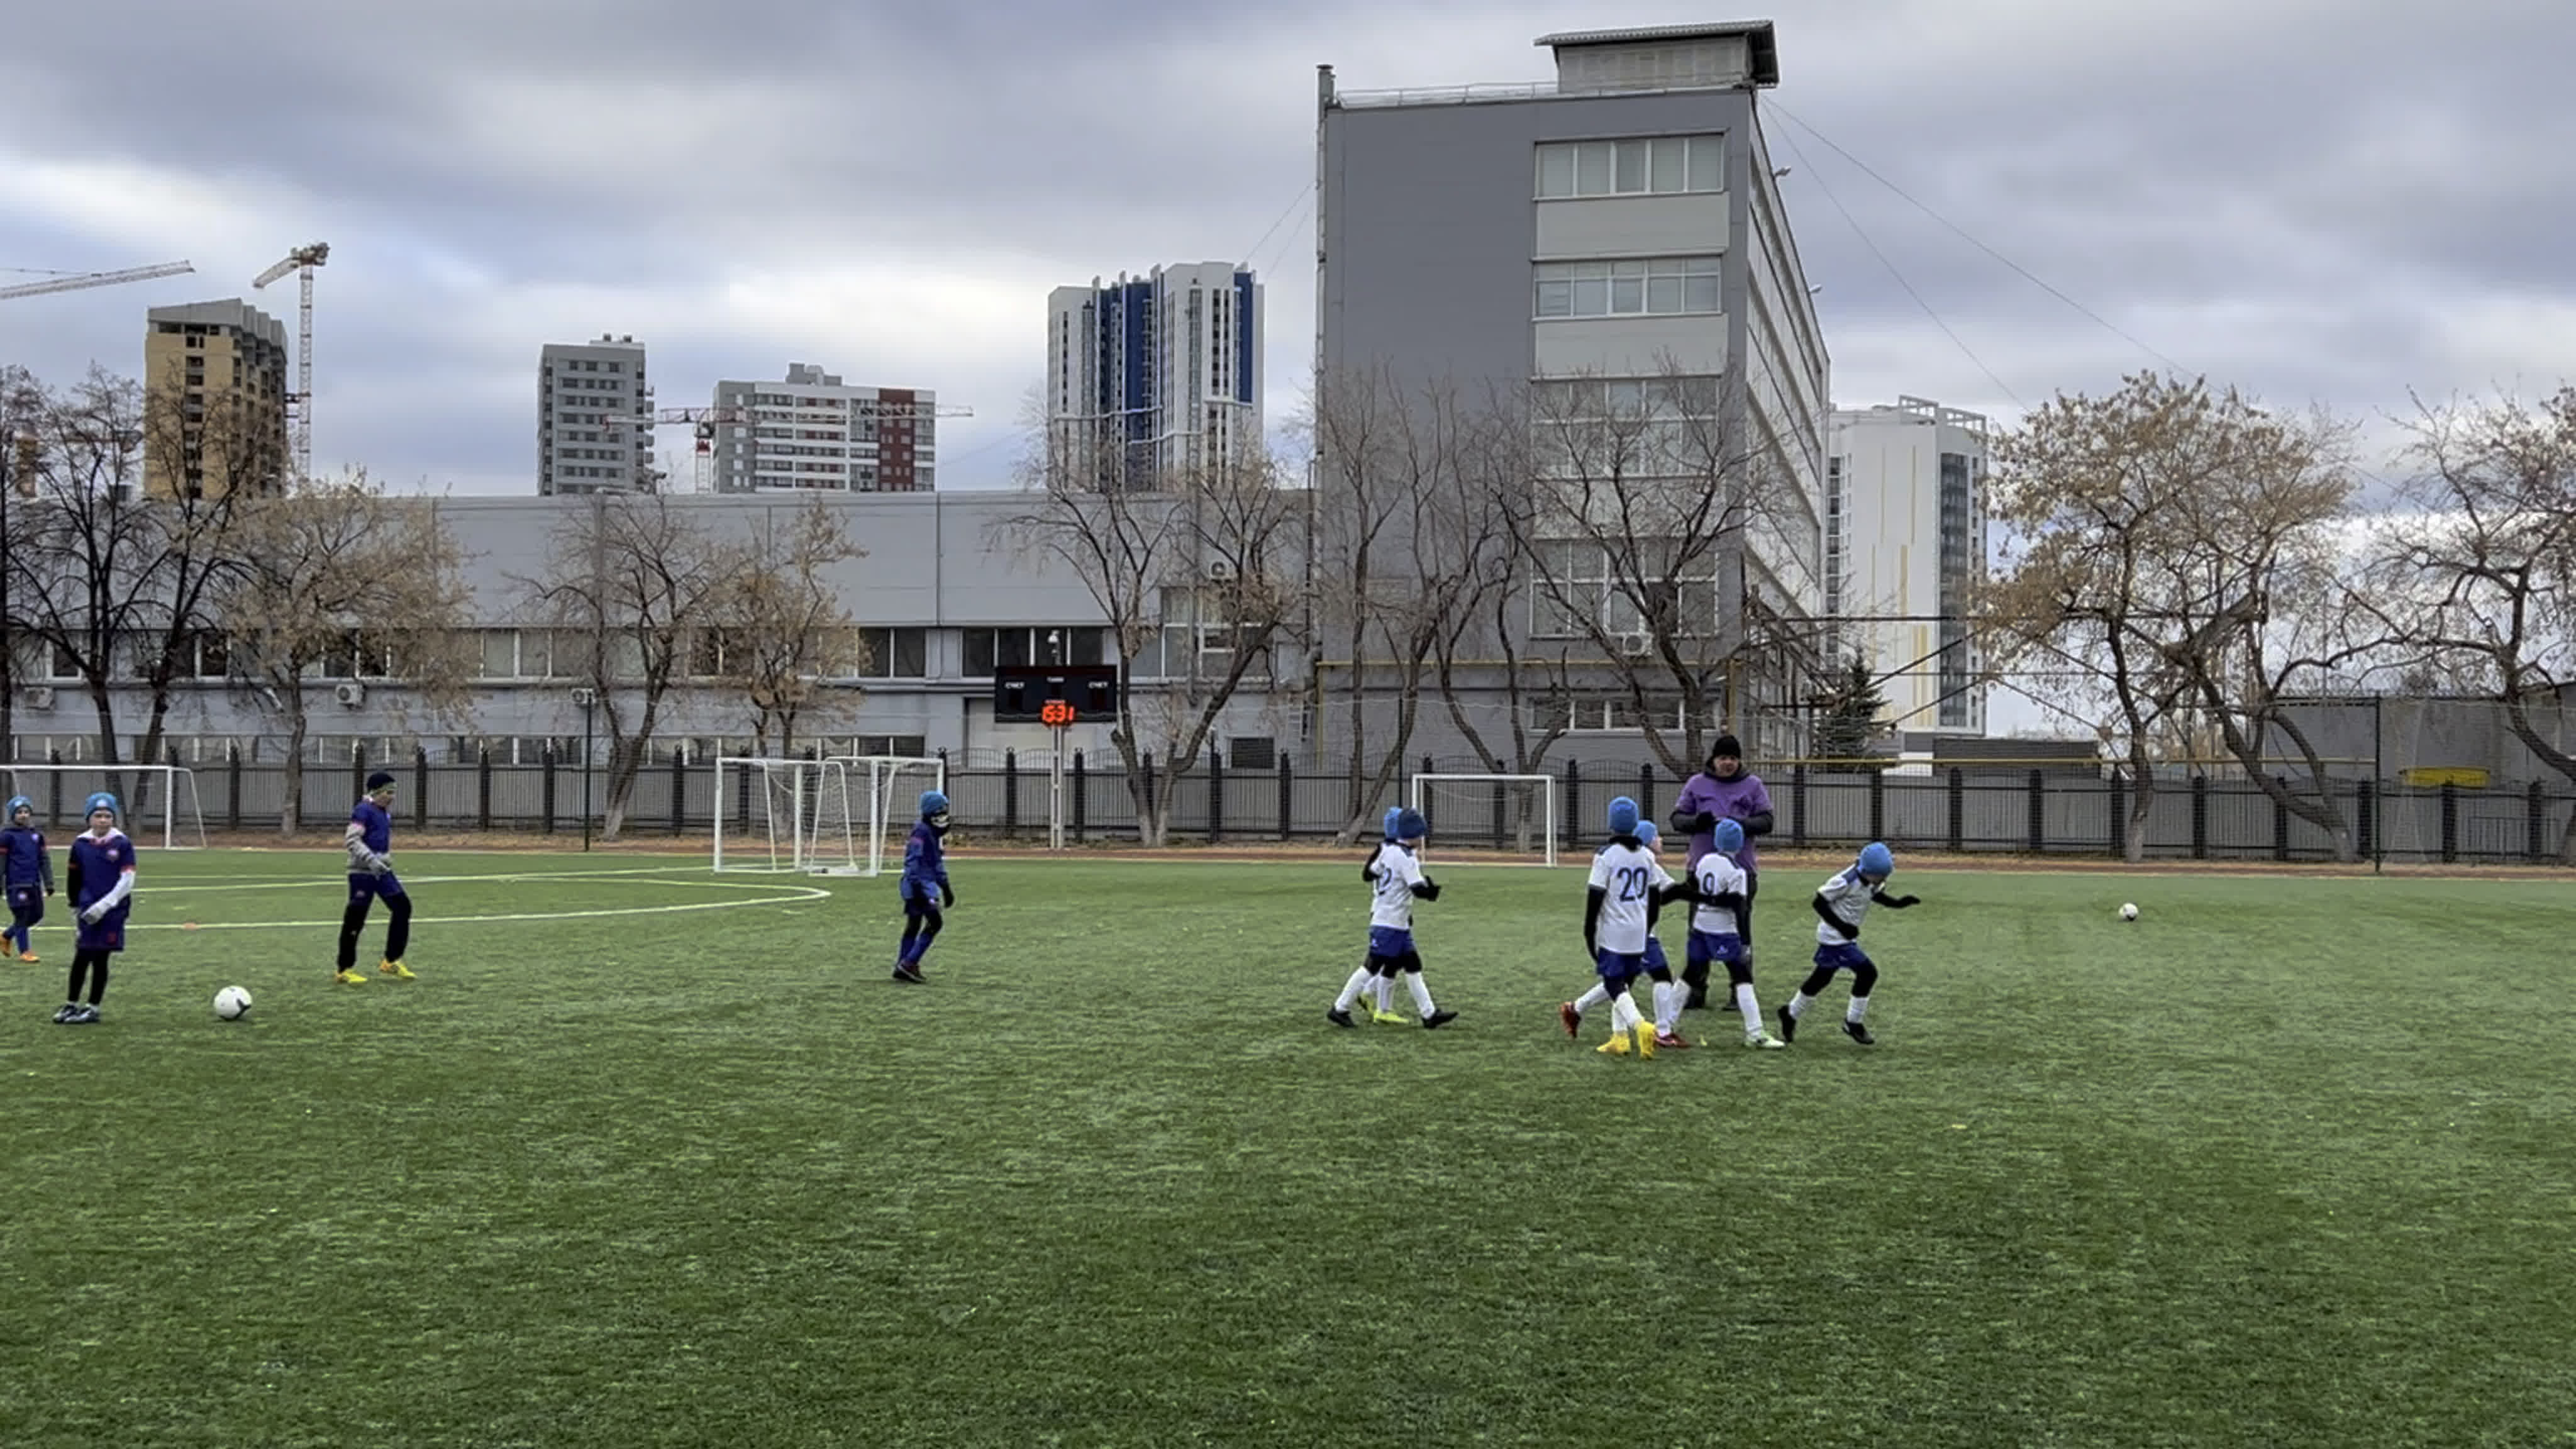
[1,0,2567,497]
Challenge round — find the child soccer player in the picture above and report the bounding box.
[891,789,953,984]
[337,770,414,984]
[1570,797,1689,1058]
[3,795,53,962]
[57,792,135,1024]
[1778,841,1920,1046]
[1327,808,1457,1030]
[1692,820,1783,1048]
[1336,807,1409,1023]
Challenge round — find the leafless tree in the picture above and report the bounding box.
[221,472,475,832]
[715,498,865,756]
[523,493,744,840]
[1001,426,1301,846]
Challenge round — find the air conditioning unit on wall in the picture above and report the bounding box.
[1204,558,1235,582]
[23,685,55,710]
[334,682,367,708]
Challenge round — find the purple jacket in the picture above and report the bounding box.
[1672,770,1774,873]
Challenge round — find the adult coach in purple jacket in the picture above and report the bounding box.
[1668,734,1774,1009]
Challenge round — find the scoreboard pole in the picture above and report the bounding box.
[1042,699,1077,851]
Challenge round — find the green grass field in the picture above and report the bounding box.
[2,850,2571,1447]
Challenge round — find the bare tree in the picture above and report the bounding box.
[2367,386,2576,857]
[716,498,865,756]
[221,472,475,832]
[523,494,743,840]
[1002,428,1301,846]
[1512,366,1811,777]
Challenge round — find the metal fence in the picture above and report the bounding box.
[25,746,2575,866]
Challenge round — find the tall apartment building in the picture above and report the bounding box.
[1316,21,1831,751]
[538,335,654,494]
[1827,397,1989,735]
[706,365,936,493]
[143,299,289,498]
[1045,263,1263,491]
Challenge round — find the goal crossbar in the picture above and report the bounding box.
[0,763,208,851]
[1407,773,1558,868]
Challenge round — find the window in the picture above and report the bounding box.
[962,626,1103,677]
[858,627,929,679]
[1534,257,1722,319]
[1527,540,1721,640]
[1536,135,1724,199]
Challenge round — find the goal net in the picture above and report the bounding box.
[822,755,947,877]
[713,757,845,874]
[1407,774,1558,867]
[0,764,208,850]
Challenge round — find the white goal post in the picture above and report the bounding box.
[826,755,947,878]
[1407,773,1558,867]
[0,764,209,851]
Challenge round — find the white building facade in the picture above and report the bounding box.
[1827,396,1989,735]
[707,364,937,494]
[1046,263,1263,491]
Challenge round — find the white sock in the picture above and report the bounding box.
[1652,980,1677,1034]
[1788,991,1813,1019]
[1735,981,1762,1030]
[1333,967,1372,1013]
[1610,992,1642,1033]
[1847,994,1870,1024]
[1574,983,1610,1013]
[1407,973,1436,1018]
[1373,977,1395,1014]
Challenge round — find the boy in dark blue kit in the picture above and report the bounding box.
[891,789,953,984]
[336,770,416,984]
[58,792,135,1024]
[3,796,55,962]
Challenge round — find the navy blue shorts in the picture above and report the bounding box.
[75,910,126,953]
[347,870,407,905]
[1812,941,1873,973]
[1594,948,1645,982]
[1689,930,1746,969]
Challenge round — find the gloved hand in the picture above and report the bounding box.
[80,905,104,924]
[1885,894,1921,908]
[1692,812,1719,832]
[940,882,956,908]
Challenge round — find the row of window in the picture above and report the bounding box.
[1535,257,1723,319]
[1535,135,1724,200]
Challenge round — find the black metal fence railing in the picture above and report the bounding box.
[20,746,2575,866]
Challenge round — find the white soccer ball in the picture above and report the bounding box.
[213,985,253,1021]
[2118,902,2139,922]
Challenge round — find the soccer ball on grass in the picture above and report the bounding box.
[2118,902,2139,922]
[213,985,253,1021]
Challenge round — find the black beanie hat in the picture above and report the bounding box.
[366,770,397,791]
[1708,735,1743,767]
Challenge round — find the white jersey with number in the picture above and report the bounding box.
[1814,865,1877,945]
[1692,852,1748,938]
[1587,840,1668,955]
[1370,842,1426,930]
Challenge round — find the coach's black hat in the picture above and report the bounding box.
[1709,734,1744,762]
[366,770,397,791]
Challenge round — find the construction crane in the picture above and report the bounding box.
[252,242,328,479]
[0,260,195,302]
[603,400,974,492]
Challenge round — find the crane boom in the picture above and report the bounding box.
[0,260,195,302]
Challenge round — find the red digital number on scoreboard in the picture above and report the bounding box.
[1040,699,1077,728]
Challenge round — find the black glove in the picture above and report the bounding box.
[1415,879,1442,901]
[1886,894,1920,908]
[1692,812,1718,833]
[940,882,956,908]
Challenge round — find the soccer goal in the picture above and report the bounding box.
[0,763,209,850]
[713,756,847,874]
[823,756,948,877]
[1407,773,1558,867]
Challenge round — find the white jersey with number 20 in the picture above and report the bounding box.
[1587,840,1667,954]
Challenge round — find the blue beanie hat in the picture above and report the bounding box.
[1638,821,1660,847]
[1394,808,1428,841]
[5,796,29,818]
[1858,841,1895,877]
[919,789,950,817]
[1607,796,1640,836]
[1712,818,1745,853]
[86,792,119,818]
[1383,805,1403,838]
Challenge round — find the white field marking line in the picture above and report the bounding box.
[126,880,833,933]
[141,865,743,894]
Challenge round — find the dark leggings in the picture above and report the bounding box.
[1798,957,1879,1001]
[10,892,43,943]
[68,949,110,1005]
[901,906,944,959]
[338,892,413,969]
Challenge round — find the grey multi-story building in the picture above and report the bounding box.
[1046,263,1263,491]
[1316,20,1831,758]
[538,335,654,494]
[1828,397,1990,735]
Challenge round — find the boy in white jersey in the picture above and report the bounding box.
[1692,819,1784,1048]
[1344,806,1407,1022]
[1327,808,1458,1030]
[1777,841,1920,1046]
[1571,797,1690,1058]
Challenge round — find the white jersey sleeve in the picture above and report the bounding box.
[1586,846,1614,892]
[1813,866,1872,945]
[1692,855,1746,937]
